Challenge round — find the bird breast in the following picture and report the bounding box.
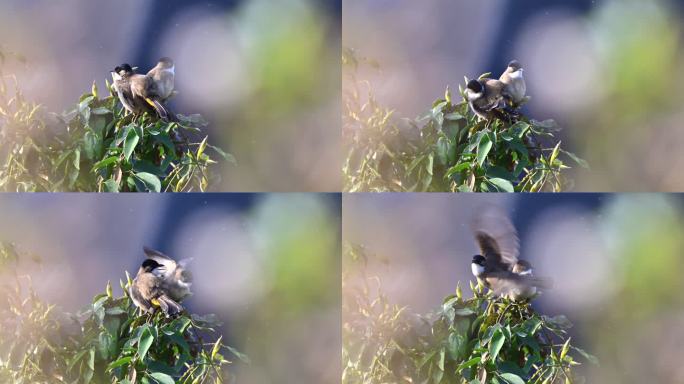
[471,263,485,277]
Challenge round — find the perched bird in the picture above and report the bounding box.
[128,246,193,316]
[111,63,177,122]
[146,57,175,101]
[142,246,193,303]
[512,259,533,276]
[465,78,508,121]
[469,208,551,301]
[111,64,149,115]
[499,60,526,106]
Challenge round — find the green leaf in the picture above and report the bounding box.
[487,177,514,192]
[445,162,470,179]
[572,346,599,365]
[211,335,223,360]
[103,178,120,192]
[207,144,237,165]
[84,348,95,383]
[498,373,525,384]
[560,148,589,169]
[224,345,251,363]
[123,130,140,162]
[456,357,481,372]
[92,156,119,172]
[148,372,175,384]
[197,136,208,159]
[489,329,505,361]
[477,133,493,167]
[91,107,110,115]
[107,356,132,371]
[444,112,464,121]
[436,137,449,165]
[138,327,154,360]
[133,172,161,193]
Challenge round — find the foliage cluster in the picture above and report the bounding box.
[342,244,596,384]
[342,48,587,192]
[0,242,247,384]
[0,60,234,192]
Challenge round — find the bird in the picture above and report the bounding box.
[146,57,175,101]
[128,246,193,316]
[111,63,177,122]
[499,60,527,107]
[469,208,551,301]
[111,64,149,116]
[464,78,508,121]
[142,246,193,303]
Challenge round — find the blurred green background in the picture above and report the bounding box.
[343,0,684,191]
[0,0,341,191]
[0,193,341,382]
[343,193,684,383]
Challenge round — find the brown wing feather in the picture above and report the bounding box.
[471,206,519,267]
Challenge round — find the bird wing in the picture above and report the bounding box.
[482,79,506,110]
[129,74,149,98]
[485,272,552,296]
[154,294,183,316]
[472,206,520,269]
[143,246,177,277]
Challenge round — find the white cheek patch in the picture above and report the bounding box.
[112,72,122,81]
[163,66,175,75]
[471,263,485,277]
[509,70,523,80]
[466,90,483,102]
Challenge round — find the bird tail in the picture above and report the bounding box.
[153,295,184,316]
[529,276,553,290]
[145,98,178,122]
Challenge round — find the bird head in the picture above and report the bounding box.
[471,254,486,277]
[158,57,174,68]
[513,259,533,275]
[507,60,522,72]
[141,259,161,273]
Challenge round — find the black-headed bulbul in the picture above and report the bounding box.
[129,246,192,316]
[465,79,508,121]
[111,64,149,115]
[470,210,551,301]
[142,246,193,302]
[111,63,177,122]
